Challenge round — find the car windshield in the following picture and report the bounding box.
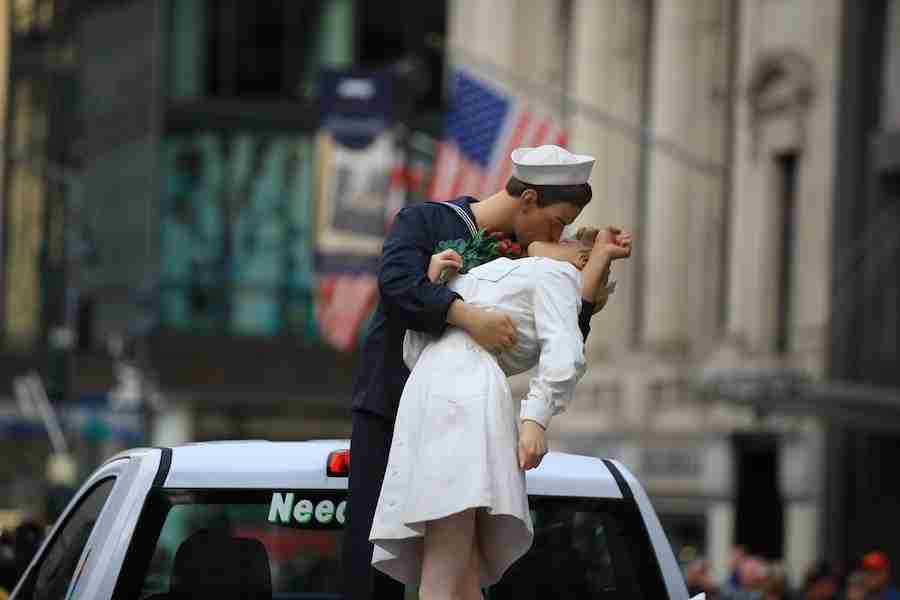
[114,490,665,600]
[114,489,347,599]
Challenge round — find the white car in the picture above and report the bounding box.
[10,440,692,600]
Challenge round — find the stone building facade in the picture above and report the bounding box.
[448,0,844,584]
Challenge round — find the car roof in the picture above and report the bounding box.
[158,440,624,499]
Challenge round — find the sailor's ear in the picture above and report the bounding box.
[520,189,538,212]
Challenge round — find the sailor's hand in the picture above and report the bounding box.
[519,420,547,470]
[428,249,462,283]
[452,304,517,354]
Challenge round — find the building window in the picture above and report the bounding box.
[355,0,447,123]
[166,0,447,122]
[168,0,355,101]
[733,434,784,560]
[12,0,54,37]
[871,173,900,384]
[775,152,798,355]
[159,132,318,339]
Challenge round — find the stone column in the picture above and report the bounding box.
[704,436,736,581]
[642,0,729,353]
[707,501,736,581]
[448,0,517,74]
[780,431,824,588]
[784,503,820,587]
[725,0,839,360]
[513,0,567,89]
[568,0,648,356]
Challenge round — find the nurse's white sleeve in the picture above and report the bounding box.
[519,261,587,428]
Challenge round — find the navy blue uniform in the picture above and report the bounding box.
[344,197,594,599]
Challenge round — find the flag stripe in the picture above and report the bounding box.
[555,129,569,147]
[493,110,532,189]
[318,275,378,351]
[527,117,551,149]
[457,162,484,198]
[432,143,461,200]
[448,158,470,199]
[480,103,525,195]
[430,68,570,202]
[427,142,448,199]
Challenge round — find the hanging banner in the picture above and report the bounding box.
[315,69,400,273]
[315,132,400,272]
[315,70,401,351]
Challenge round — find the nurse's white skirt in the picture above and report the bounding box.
[369,328,533,587]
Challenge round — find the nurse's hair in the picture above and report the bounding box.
[505,176,592,209]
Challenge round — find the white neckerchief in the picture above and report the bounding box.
[430,200,477,238]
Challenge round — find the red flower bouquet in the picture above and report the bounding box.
[434,228,523,283]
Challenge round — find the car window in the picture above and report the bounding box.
[18,477,116,600]
[114,489,346,599]
[405,496,667,600]
[487,496,665,600]
[118,490,665,600]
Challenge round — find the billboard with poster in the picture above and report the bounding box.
[314,70,404,351]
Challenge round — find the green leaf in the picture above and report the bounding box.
[435,228,525,275]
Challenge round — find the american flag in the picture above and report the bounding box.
[316,273,380,352]
[429,69,569,201]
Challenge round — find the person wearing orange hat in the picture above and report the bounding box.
[862,552,900,600]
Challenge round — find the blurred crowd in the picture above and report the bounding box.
[0,520,45,599]
[687,549,900,600]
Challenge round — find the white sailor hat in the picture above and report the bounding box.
[510,144,595,186]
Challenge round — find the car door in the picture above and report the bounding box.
[10,456,135,600]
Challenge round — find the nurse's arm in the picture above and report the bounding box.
[527,241,597,341]
[520,263,587,429]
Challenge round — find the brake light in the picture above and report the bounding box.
[327,450,350,477]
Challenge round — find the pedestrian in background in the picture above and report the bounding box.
[861,552,900,600]
[687,557,721,600]
[721,555,771,600]
[803,562,840,600]
[0,529,14,598]
[765,564,788,600]
[845,571,866,600]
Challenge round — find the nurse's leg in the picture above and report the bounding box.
[420,508,477,600]
[460,511,485,600]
